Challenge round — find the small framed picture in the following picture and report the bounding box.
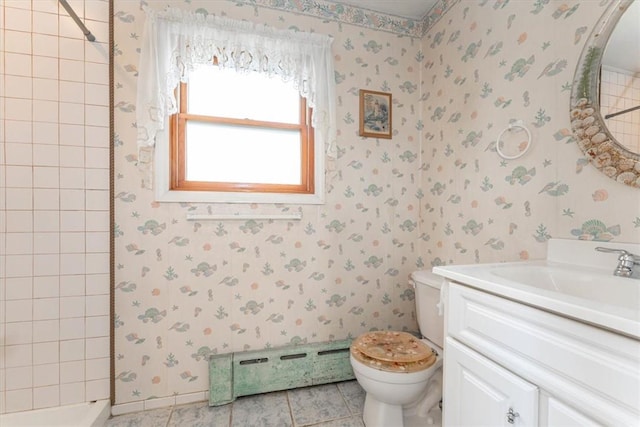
[359,89,392,139]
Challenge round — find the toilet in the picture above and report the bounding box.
[350,270,444,427]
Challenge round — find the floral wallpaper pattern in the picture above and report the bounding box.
[114,0,640,406]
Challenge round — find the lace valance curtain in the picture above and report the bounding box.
[136,7,337,162]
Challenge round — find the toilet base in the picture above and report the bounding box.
[361,382,443,427]
[361,394,442,427]
[362,394,403,427]
[403,404,442,427]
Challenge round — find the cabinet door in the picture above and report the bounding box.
[444,337,538,426]
[541,394,603,427]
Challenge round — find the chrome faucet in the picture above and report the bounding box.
[595,247,640,279]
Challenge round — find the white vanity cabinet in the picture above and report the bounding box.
[445,337,538,426]
[443,281,640,426]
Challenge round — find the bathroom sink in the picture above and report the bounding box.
[432,238,640,339]
[490,263,639,311]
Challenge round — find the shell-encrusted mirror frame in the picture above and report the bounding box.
[570,0,640,188]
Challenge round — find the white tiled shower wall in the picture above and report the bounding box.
[0,0,110,414]
[600,66,640,153]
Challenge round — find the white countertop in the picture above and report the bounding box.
[432,239,640,340]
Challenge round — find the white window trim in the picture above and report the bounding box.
[153,129,326,204]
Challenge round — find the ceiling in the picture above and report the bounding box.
[338,0,439,19]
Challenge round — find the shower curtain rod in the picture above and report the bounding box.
[58,0,96,42]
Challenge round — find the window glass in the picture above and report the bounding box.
[162,64,321,203]
[185,122,302,185]
[187,65,301,123]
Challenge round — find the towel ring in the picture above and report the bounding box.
[496,121,531,160]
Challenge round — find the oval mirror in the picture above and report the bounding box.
[570,0,640,188]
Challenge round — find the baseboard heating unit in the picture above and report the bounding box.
[209,339,354,406]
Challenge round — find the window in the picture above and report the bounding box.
[169,65,315,196]
[136,8,335,204]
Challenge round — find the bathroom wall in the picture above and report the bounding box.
[419,0,640,268]
[0,0,110,414]
[112,0,640,410]
[113,0,427,408]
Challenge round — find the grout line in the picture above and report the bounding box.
[285,388,296,427]
[227,398,235,427]
[164,406,174,427]
[336,381,353,415]
[224,401,232,427]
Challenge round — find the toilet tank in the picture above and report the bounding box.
[411,270,444,348]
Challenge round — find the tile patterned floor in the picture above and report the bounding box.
[105,381,366,427]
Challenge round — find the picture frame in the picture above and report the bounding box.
[359,89,392,139]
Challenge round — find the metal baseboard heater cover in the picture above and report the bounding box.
[209,339,354,406]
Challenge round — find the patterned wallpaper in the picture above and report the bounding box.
[114,0,424,405]
[114,0,640,406]
[230,0,458,38]
[419,0,640,269]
